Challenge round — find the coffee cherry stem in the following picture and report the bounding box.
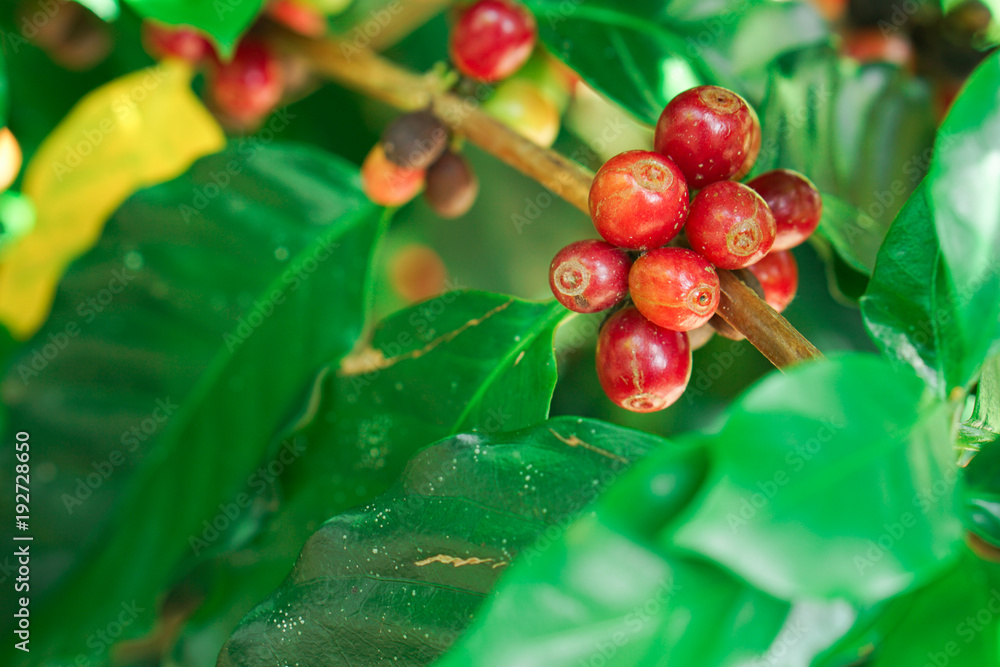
[269,27,824,370]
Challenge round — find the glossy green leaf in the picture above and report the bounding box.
[670,354,963,605]
[753,49,935,275]
[436,440,857,667]
[219,417,662,666]
[522,0,828,124]
[123,0,266,57]
[818,192,881,275]
[929,50,1000,376]
[862,52,1000,397]
[815,553,1000,667]
[0,143,386,664]
[172,291,569,661]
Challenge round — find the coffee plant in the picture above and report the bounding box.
[1,0,999,665]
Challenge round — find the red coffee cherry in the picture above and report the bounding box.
[424,151,479,219]
[596,306,692,413]
[746,169,822,251]
[450,0,537,82]
[266,0,327,37]
[732,103,762,181]
[629,248,720,331]
[142,21,214,63]
[685,181,776,269]
[361,145,425,206]
[747,250,799,313]
[588,150,689,251]
[654,85,758,189]
[549,240,631,314]
[206,40,284,126]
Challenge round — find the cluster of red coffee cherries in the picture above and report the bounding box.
[142,0,340,130]
[549,85,822,413]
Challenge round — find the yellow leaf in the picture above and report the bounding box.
[0,60,226,338]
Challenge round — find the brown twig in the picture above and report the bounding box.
[276,32,823,369]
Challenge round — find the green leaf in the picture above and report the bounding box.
[862,52,1000,397]
[753,49,935,274]
[816,553,1000,667]
[123,0,267,57]
[172,291,569,661]
[929,50,1000,371]
[1,143,386,664]
[436,440,857,666]
[522,0,828,124]
[818,192,881,275]
[861,182,954,393]
[219,417,663,666]
[670,354,963,605]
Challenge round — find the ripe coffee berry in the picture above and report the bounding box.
[732,103,762,181]
[382,111,449,170]
[596,306,691,413]
[629,248,720,331]
[654,85,757,189]
[549,240,631,313]
[747,169,822,251]
[589,150,689,251]
[686,181,776,269]
[424,151,479,219]
[142,21,214,63]
[450,0,537,82]
[207,40,284,125]
[747,250,798,313]
[483,80,561,147]
[361,145,425,206]
[266,0,327,37]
